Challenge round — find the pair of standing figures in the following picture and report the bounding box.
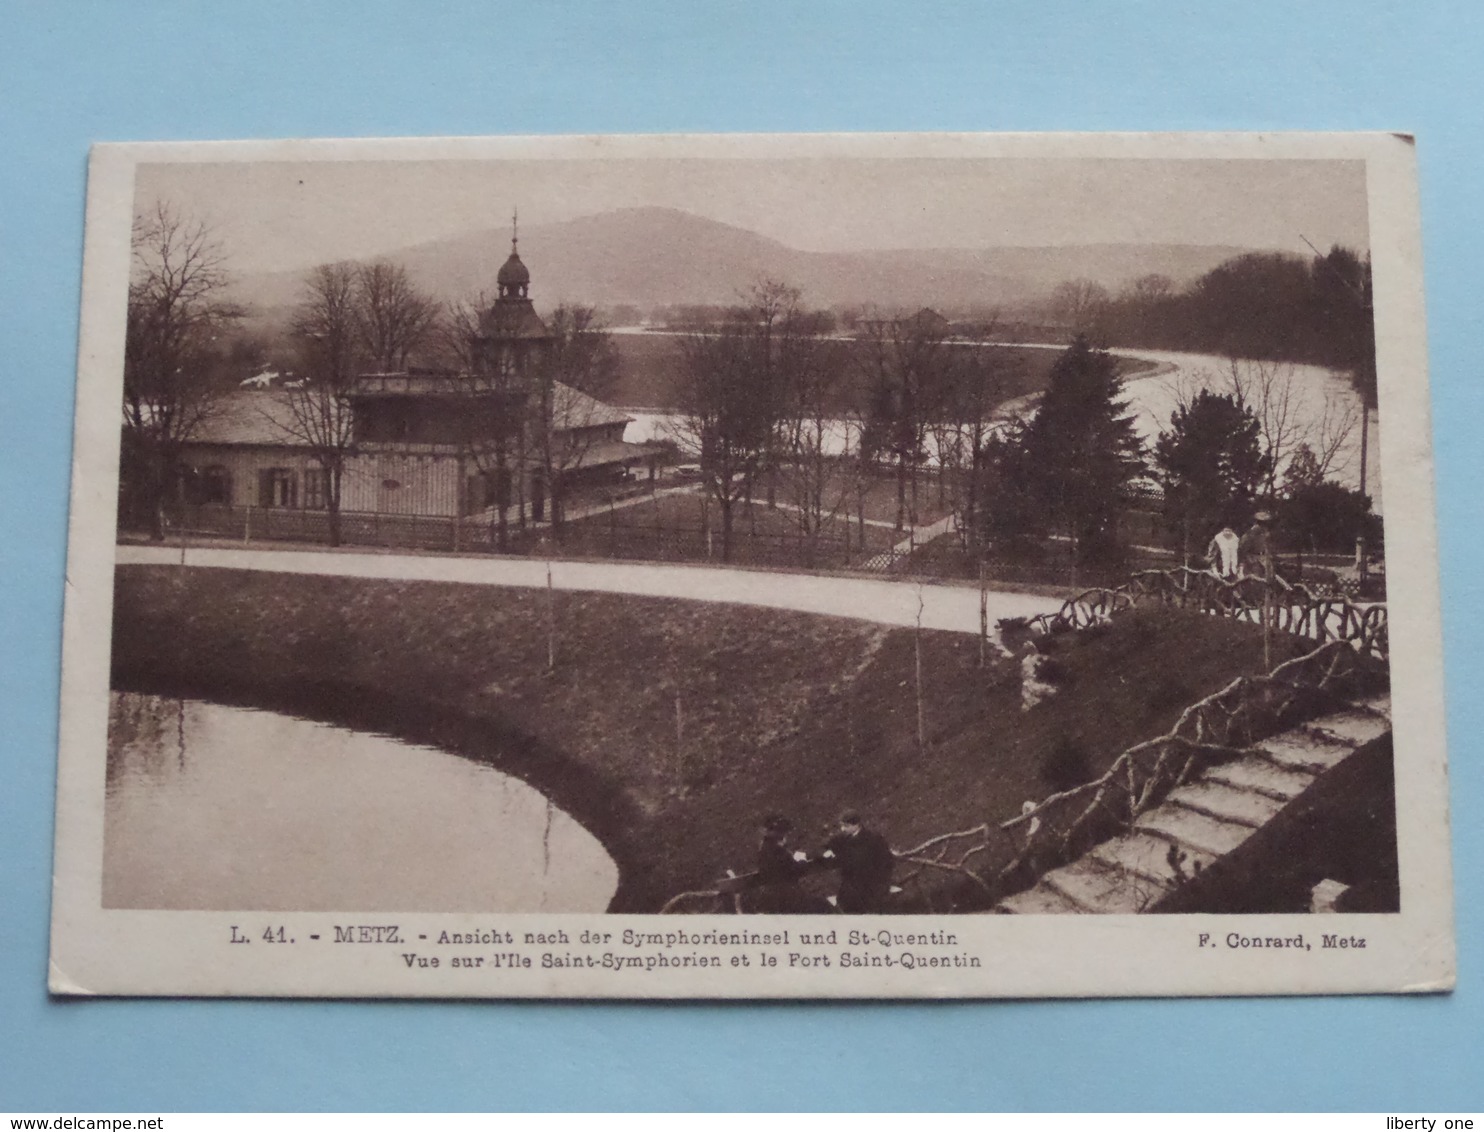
[1205,512,1273,581]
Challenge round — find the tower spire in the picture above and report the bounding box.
[512,205,518,253]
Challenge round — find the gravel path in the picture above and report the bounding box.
[116,544,1062,638]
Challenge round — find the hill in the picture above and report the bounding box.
[228,206,1259,319]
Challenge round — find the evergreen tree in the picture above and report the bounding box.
[978,419,1041,545]
[1153,390,1270,560]
[1021,336,1145,566]
[1277,481,1379,555]
[1280,442,1325,496]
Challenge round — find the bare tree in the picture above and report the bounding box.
[855,308,953,531]
[279,263,361,546]
[1215,357,1358,497]
[531,304,621,530]
[123,202,242,539]
[674,297,786,562]
[1123,273,1174,305]
[355,261,440,371]
[435,291,495,374]
[772,295,849,566]
[1050,278,1112,338]
[937,338,1013,555]
[441,294,524,551]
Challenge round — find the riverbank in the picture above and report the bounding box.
[111,564,1305,911]
[609,334,1159,411]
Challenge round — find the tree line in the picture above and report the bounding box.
[671,282,1037,564]
[1049,246,1375,375]
[123,203,1377,574]
[981,342,1377,577]
[674,283,1377,573]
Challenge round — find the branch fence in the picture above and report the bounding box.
[662,568,1389,915]
[1027,566,1388,662]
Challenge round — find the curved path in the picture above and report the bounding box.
[116,544,1061,638]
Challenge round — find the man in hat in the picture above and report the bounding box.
[815,810,896,914]
[1240,510,1273,578]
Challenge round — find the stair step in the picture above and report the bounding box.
[995,694,1390,917]
[1135,805,1256,858]
[1304,709,1391,748]
[1042,857,1168,913]
[1167,781,1289,828]
[1257,731,1354,774]
[1204,757,1317,801]
[1091,831,1213,888]
[995,882,1086,915]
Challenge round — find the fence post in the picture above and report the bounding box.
[978,560,989,668]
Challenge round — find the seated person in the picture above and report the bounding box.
[744,814,820,914]
[815,810,896,914]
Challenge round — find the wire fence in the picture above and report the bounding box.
[155,501,930,574]
[151,501,1379,599]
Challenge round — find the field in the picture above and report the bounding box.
[521,486,907,569]
[113,566,1311,912]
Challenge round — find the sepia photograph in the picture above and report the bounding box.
[50,132,1452,998]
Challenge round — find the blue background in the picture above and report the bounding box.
[2,1,1479,1111]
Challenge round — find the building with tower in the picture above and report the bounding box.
[172,234,656,536]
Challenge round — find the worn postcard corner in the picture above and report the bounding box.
[50,131,1453,999]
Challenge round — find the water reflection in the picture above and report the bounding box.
[104,692,618,912]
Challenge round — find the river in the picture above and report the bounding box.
[615,338,1381,513]
[103,692,618,912]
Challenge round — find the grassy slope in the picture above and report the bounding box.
[112,566,1304,911]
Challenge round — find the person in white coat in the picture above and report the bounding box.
[1206,525,1241,580]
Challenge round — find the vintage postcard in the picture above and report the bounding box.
[50,132,1454,998]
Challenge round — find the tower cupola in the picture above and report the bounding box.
[497,209,530,300]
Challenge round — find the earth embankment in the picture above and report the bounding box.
[111,564,1304,911]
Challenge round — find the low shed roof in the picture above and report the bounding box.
[179,384,630,449]
[183,390,314,448]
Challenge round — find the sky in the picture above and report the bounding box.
[134,155,1371,275]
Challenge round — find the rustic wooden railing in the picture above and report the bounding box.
[660,634,1386,915]
[1026,566,1388,661]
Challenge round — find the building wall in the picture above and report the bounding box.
[341,451,462,516]
[180,444,466,517]
[181,424,637,521]
[179,445,319,509]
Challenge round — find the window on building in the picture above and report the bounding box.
[202,466,232,504]
[259,468,298,509]
[303,468,329,510]
[184,464,232,505]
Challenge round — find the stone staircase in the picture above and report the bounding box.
[995,693,1393,914]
